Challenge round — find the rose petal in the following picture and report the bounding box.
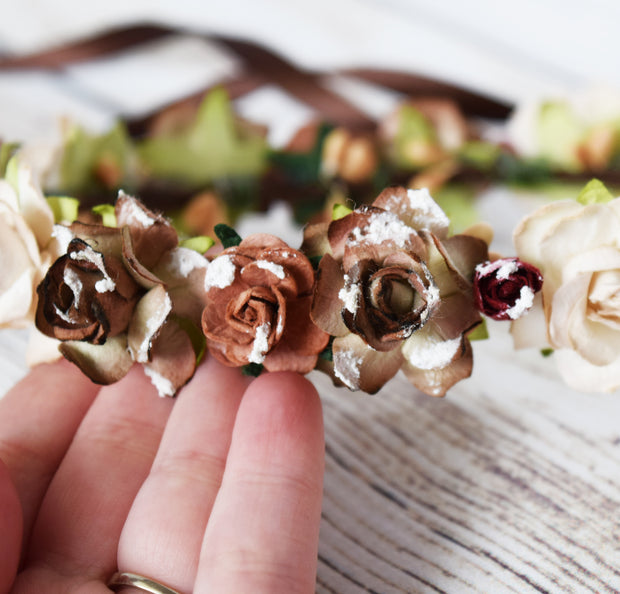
[431,291,481,340]
[0,251,37,328]
[69,221,123,258]
[301,222,331,258]
[513,199,582,267]
[401,338,473,397]
[144,320,197,397]
[60,335,134,385]
[127,285,172,363]
[13,164,54,248]
[373,186,450,237]
[237,233,290,252]
[510,292,549,349]
[550,273,620,366]
[121,226,165,289]
[116,192,178,269]
[554,348,620,393]
[311,253,348,336]
[264,295,329,373]
[331,333,403,393]
[153,247,208,325]
[439,234,489,283]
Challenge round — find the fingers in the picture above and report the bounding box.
[23,365,172,584]
[0,359,101,548]
[195,371,324,594]
[0,458,22,593]
[117,358,251,593]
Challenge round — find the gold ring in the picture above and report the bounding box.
[107,572,182,594]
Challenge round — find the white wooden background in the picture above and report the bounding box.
[2,3,620,592]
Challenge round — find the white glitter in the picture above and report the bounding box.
[476,259,519,280]
[333,349,363,390]
[136,293,172,363]
[338,276,361,314]
[70,247,115,293]
[144,366,175,397]
[165,247,208,278]
[51,225,74,253]
[424,282,440,308]
[118,191,155,228]
[249,323,271,364]
[350,211,413,248]
[204,255,236,290]
[505,285,535,320]
[63,266,83,306]
[405,335,461,370]
[496,260,519,280]
[406,188,450,231]
[255,260,285,279]
[53,306,74,324]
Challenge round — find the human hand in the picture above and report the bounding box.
[0,357,324,593]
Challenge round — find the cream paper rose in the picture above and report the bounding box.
[512,195,620,392]
[0,159,56,329]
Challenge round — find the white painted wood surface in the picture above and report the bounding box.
[2,4,620,592]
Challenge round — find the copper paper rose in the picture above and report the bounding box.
[473,258,543,321]
[303,186,489,396]
[35,192,207,395]
[201,234,329,372]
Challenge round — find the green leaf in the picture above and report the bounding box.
[468,319,489,341]
[269,124,331,184]
[537,101,583,171]
[540,348,554,357]
[242,363,264,377]
[174,317,207,365]
[319,337,334,362]
[496,153,551,185]
[576,179,614,205]
[180,235,215,254]
[214,223,242,248]
[0,143,19,177]
[458,141,501,171]
[5,155,19,192]
[332,203,353,220]
[138,87,267,186]
[92,204,117,227]
[46,196,80,223]
[309,255,323,270]
[59,121,133,194]
[434,185,479,234]
[394,105,436,168]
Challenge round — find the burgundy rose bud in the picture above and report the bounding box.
[473,258,543,321]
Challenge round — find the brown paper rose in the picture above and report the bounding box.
[201,234,329,372]
[303,186,488,396]
[35,192,207,395]
[35,238,141,343]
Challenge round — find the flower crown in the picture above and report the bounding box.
[3,87,620,397]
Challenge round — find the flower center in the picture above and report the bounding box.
[588,269,620,330]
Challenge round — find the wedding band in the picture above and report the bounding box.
[107,572,182,594]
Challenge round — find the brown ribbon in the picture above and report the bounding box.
[0,23,513,131]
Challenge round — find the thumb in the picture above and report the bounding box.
[0,458,22,593]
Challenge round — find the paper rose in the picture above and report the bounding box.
[303,186,489,396]
[35,192,208,396]
[473,258,543,321]
[201,234,330,372]
[512,194,620,392]
[0,158,56,328]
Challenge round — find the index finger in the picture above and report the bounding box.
[0,359,101,549]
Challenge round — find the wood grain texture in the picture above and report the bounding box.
[313,325,620,593]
